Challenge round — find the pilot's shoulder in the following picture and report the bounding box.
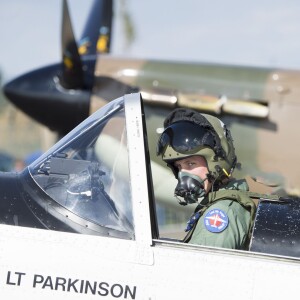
[244,175,274,194]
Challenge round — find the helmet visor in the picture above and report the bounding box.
[157,121,216,156]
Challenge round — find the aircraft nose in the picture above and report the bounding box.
[3,64,91,135]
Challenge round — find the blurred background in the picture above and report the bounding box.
[0,0,300,170]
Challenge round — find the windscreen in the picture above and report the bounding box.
[29,98,134,238]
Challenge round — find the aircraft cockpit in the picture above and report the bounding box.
[16,93,300,259]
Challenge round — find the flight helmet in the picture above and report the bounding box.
[156,108,237,185]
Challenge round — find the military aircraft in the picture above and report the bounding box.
[3,0,300,198]
[0,92,300,299]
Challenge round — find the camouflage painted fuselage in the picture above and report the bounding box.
[93,56,300,195]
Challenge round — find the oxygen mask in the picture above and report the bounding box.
[175,171,207,206]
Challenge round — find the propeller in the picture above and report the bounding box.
[3,0,114,135]
[61,0,113,89]
[78,0,113,55]
[60,0,85,89]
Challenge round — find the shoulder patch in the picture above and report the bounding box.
[204,209,229,233]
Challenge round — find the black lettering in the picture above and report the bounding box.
[80,280,85,293]
[6,271,14,285]
[84,280,97,294]
[30,273,137,299]
[15,272,26,286]
[125,285,137,299]
[42,276,53,290]
[6,271,26,286]
[98,282,109,296]
[111,284,123,298]
[67,278,79,293]
[55,277,66,291]
[33,274,44,288]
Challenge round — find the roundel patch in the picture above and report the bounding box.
[204,209,229,233]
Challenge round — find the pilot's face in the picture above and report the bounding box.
[174,155,212,193]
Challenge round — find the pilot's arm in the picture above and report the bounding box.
[188,200,251,250]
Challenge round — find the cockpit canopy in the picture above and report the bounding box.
[29,97,135,239]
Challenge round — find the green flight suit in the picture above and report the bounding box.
[185,179,256,250]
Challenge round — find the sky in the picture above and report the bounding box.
[0,0,300,83]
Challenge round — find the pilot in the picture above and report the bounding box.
[156,108,256,250]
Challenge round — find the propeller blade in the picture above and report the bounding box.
[78,0,113,56]
[61,0,84,89]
